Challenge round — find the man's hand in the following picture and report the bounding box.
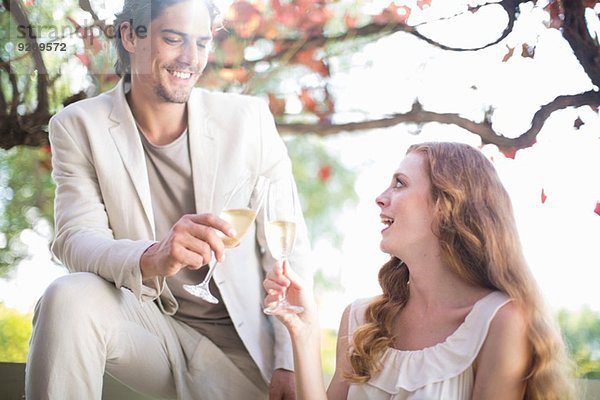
[140,213,235,279]
[269,368,296,400]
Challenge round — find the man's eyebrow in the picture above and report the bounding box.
[160,29,212,40]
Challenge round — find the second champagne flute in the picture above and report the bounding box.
[263,177,304,315]
[183,174,269,303]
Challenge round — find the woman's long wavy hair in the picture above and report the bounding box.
[346,142,575,399]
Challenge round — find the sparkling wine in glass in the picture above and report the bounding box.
[183,175,269,303]
[263,177,304,315]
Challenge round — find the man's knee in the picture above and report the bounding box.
[35,272,117,323]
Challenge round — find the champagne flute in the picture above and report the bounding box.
[263,177,304,315]
[183,174,269,303]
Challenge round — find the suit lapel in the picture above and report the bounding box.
[188,90,219,214]
[108,81,156,238]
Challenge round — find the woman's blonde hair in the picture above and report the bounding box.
[346,142,575,399]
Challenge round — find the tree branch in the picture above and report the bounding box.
[277,90,600,152]
[210,0,524,72]
[6,0,49,115]
[1,61,19,115]
[561,0,600,89]
[409,0,522,52]
[0,70,7,116]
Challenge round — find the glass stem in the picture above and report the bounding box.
[281,256,289,302]
[201,259,219,285]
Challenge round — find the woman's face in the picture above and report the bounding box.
[376,151,437,257]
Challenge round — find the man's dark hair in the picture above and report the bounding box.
[113,0,220,77]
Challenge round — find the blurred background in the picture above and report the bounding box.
[1,0,599,382]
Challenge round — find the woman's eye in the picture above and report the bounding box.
[394,178,404,188]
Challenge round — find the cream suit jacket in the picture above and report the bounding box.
[49,80,312,382]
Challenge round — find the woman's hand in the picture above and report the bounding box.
[263,260,318,339]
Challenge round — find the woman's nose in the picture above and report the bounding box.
[375,190,389,208]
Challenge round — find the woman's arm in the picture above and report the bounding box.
[289,313,327,400]
[472,302,531,399]
[326,306,351,400]
[264,262,328,400]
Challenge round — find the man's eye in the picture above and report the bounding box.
[164,37,182,44]
[198,41,213,50]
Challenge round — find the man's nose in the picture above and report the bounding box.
[179,42,199,65]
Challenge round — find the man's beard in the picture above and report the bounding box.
[154,82,194,104]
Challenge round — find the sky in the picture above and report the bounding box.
[1,1,599,325]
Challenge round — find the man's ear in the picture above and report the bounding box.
[120,21,137,53]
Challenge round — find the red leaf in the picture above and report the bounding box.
[271,0,299,26]
[501,147,518,159]
[417,0,431,10]
[541,188,547,204]
[344,13,358,29]
[595,201,600,216]
[300,8,332,34]
[521,43,535,58]
[295,49,329,76]
[83,33,104,54]
[226,1,262,38]
[318,165,332,182]
[299,89,317,113]
[261,21,280,40]
[218,68,249,83]
[543,1,563,29]
[67,16,82,31]
[218,37,246,65]
[75,52,91,67]
[502,46,515,62]
[393,5,411,23]
[270,0,283,13]
[374,4,411,24]
[268,93,286,117]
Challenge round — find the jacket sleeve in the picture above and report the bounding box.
[254,100,314,372]
[49,114,162,302]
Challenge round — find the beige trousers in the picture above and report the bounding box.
[25,273,268,400]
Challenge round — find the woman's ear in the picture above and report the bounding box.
[120,21,137,53]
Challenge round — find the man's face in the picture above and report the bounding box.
[129,0,213,104]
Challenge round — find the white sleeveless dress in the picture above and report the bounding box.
[346,291,511,400]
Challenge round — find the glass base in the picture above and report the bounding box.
[182,283,219,304]
[263,299,304,315]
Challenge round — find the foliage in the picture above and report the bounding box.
[2,0,599,150]
[558,307,600,378]
[0,146,54,278]
[1,0,599,376]
[286,135,357,248]
[320,328,337,382]
[0,303,32,362]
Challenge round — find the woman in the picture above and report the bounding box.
[264,142,575,399]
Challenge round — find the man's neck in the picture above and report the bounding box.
[126,86,188,146]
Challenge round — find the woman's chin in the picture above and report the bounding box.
[379,242,391,254]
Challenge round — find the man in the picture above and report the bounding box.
[25,0,312,399]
